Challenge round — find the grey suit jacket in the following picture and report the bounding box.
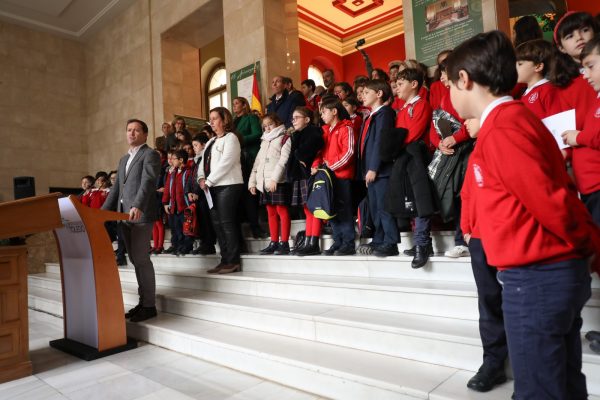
[103,144,161,223]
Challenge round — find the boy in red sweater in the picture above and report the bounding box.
[395,68,434,267]
[448,30,600,399]
[312,98,356,255]
[562,36,600,225]
[515,39,562,120]
[162,149,193,256]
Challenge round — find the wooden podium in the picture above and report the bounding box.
[0,194,136,384]
[50,195,136,360]
[0,193,62,383]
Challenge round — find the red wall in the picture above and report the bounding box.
[567,0,600,15]
[343,34,406,82]
[299,38,344,85]
[299,34,406,84]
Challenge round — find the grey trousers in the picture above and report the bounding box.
[120,221,156,307]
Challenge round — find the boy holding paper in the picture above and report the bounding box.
[562,36,600,224]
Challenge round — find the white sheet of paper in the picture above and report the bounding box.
[541,109,575,150]
[203,187,213,209]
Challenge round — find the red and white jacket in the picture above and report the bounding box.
[313,119,355,180]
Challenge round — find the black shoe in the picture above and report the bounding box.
[586,331,600,342]
[125,304,142,319]
[411,244,434,269]
[466,365,507,392]
[297,237,321,256]
[403,246,416,256]
[163,246,176,254]
[591,340,600,354]
[152,247,163,255]
[373,244,399,257]
[357,243,376,255]
[260,241,278,255]
[116,257,127,266]
[292,236,308,255]
[323,243,341,256]
[177,247,192,256]
[334,245,356,256]
[129,306,157,322]
[274,241,290,255]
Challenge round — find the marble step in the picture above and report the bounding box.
[107,249,600,289]
[28,278,600,397]
[29,273,482,370]
[43,263,600,330]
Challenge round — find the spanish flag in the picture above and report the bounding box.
[251,65,262,114]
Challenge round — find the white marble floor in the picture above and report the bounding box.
[4,310,323,400]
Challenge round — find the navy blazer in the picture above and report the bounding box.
[267,89,306,128]
[357,105,396,179]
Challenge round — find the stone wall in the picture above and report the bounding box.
[0,21,86,202]
[84,0,153,173]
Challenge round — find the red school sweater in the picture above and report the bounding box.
[395,96,433,146]
[559,74,597,130]
[162,166,189,214]
[572,95,600,195]
[428,80,449,111]
[520,80,563,120]
[465,101,600,269]
[312,119,355,180]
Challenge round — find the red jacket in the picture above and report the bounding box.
[429,80,449,111]
[559,74,597,130]
[313,119,355,180]
[429,93,470,151]
[520,80,562,120]
[162,166,190,214]
[395,96,433,146]
[572,95,600,195]
[463,101,600,269]
[88,189,108,209]
[350,113,363,143]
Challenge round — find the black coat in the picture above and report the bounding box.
[266,90,306,128]
[286,124,324,182]
[384,140,437,218]
[432,141,474,222]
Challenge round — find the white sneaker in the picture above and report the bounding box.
[444,245,469,258]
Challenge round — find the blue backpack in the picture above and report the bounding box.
[307,166,336,220]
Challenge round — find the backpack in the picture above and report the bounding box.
[183,203,198,237]
[306,166,336,220]
[357,196,374,238]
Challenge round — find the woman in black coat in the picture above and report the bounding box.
[286,106,325,255]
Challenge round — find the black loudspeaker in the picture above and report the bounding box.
[13,176,35,200]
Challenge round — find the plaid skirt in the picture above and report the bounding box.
[259,183,290,205]
[290,179,309,206]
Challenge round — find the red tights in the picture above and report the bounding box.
[152,220,165,249]
[266,204,290,242]
[303,205,322,237]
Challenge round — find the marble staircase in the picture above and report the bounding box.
[27,225,600,399]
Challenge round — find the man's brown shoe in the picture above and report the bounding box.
[218,264,241,274]
[207,263,224,274]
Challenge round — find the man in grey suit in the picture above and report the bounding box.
[103,119,161,322]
